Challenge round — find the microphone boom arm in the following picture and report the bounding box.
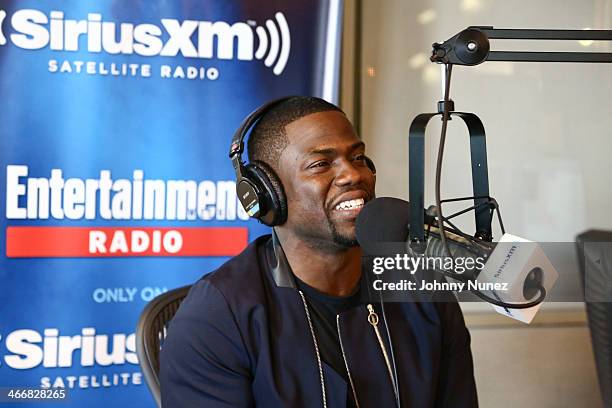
[409,26,612,245]
[431,26,612,65]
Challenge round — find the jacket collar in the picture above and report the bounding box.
[265,229,298,288]
[265,230,371,296]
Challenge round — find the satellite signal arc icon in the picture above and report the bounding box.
[0,10,7,46]
[255,12,291,76]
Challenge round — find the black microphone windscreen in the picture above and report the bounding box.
[355,197,411,248]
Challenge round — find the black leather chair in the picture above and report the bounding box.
[136,285,192,408]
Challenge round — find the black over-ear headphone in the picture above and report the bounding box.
[229,97,291,226]
[229,96,377,227]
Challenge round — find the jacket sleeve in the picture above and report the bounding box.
[434,300,479,408]
[160,279,254,408]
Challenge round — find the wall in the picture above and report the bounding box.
[360,0,612,240]
[353,1,611,406]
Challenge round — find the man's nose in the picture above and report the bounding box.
[334,159,364,186]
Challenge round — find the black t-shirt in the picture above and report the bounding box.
[294,276,361,408]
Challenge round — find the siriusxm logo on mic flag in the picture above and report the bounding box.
[0,8,291,77]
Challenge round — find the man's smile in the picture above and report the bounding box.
[329,190,370,220]
[334,197,364,211]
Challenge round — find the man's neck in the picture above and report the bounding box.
[274,228,362,297]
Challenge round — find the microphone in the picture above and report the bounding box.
[356,197,559,323]
[355,197,492,279]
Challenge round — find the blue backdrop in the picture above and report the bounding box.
[0,0,340,406]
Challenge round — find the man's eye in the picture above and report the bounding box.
[354,154,367,162]
[309,161,329,168]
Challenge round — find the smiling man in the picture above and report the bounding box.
[160,96,478,407]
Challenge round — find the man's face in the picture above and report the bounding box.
[277,110,376,249]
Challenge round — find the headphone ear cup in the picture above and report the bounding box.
[365,156,377,175]
[245,161,287,226]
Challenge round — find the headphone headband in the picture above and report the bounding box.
[229,97,294,160]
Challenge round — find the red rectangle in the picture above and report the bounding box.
[6,226,248,258]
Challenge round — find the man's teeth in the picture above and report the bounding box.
[335,198,365,211]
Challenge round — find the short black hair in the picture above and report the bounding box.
[247,96,343,169]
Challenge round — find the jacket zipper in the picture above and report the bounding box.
[298,296,394,408]
[298,291,327,408]
[367,304,397,396]
[336,315,361,408]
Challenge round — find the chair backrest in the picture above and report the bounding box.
[576,230,612,408]
[136,284,192,408]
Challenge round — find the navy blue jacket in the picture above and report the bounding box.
[160,235,478,407]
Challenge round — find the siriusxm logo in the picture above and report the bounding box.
[0,8,291,75]
[0,328,138,369]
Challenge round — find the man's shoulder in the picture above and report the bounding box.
[204,233,270,286]
[182,233,271,311]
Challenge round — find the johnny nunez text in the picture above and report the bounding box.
[372,279,509,292]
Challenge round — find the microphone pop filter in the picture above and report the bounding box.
[356,197,411,253]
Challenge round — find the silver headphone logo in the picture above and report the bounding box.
[253,12,291,76]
